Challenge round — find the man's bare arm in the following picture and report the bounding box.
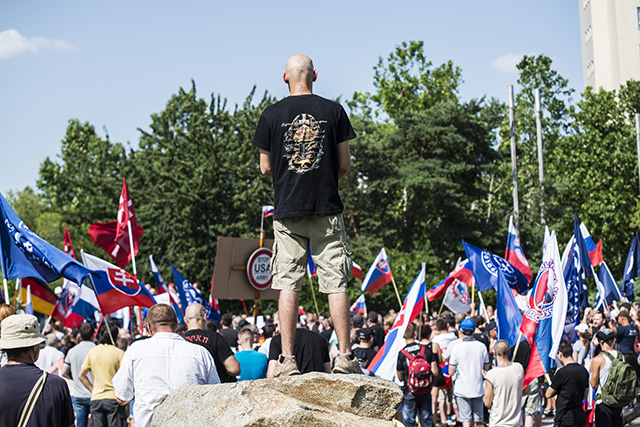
[337,141,350,180]
[260,149,272,178]
[78,368,93,393]
[223,355,241,377]
[483,380,494,408]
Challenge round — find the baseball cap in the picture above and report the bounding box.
[356,328,374,341]
[460,318,476,333]
[575,323,589,333]
[485,321,497,332]
[596,328,616,342]
[352,313,364,327]
[0,314,46,350]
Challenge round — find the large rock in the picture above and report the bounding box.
[150,372,403,426]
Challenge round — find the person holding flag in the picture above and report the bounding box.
[252,54,359,377]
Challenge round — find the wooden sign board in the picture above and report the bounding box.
[212,237,280,301]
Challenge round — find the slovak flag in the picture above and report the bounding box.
[426,259,475,301]
[352,261,363,281]
[505,216,533,283]
[262,205,275,218]
[81,251,156,315]
[368,264,426,380]
[149,255,169,294]
[520,231,567,388]
[51,280,81,323]
[350,294,367,316]
[361,248,394,296]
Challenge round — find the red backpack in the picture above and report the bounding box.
[400,345,433,395]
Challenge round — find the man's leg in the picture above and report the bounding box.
[72,396,91,427]
[328,292,351,355]
[279,290,299,357]
[401,393,417,427]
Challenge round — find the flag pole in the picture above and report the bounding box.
[511,330,524,362]
[13,280,19,309]
[127,219,144,334]
[2,278,8,307]
[477,290,490,323]
[390,276,402,309]
[308,275,320,319]
[253,224,265,320]
[422,263,429,317]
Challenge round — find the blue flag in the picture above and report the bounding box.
[496,268,523,348]
[462,240,529,294]
[599,261,624,307]
[622,233,640,299]
[170,262,220,322]
[0,192,94,285]
[150,255,184,323]
[573,214,593,278]
[562,243,581,337]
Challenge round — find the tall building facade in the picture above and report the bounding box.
[579,0,640,90]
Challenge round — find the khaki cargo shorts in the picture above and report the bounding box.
[271,214,352,294]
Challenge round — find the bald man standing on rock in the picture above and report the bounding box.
[252,54,360,377]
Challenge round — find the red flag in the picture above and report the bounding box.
[115,177,141,262]
[63,227,77,260]
[88,221,144,269]
[88,177,143,268]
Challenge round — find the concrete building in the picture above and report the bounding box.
[579,0,640,91]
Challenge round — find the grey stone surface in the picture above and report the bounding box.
[150,372,403,427]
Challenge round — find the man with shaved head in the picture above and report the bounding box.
[483,340,524,427]
[183,302,240,382]
[252,54,359,376]
[112,304,220,427]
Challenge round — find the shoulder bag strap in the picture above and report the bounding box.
[17,371,47,427]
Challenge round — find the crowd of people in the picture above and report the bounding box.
[1,299,639,426]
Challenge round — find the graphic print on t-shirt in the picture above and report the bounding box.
[282,113,326,174]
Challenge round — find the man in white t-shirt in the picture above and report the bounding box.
[35,333,65,374]
[449,318,490,427]
[484,340,524,427]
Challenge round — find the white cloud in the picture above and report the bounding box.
[0,29,74,59]
[491,53,530,74]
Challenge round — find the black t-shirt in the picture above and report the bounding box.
[252,94,356,219]
[616,324,638,355]
[352,346,377,368]
[370,323,386,350]
[396,342,436,393]
[550,362,589,426]
[219,328,239,350]
[269,328,330,374]
[184,329,237,383]
[0,363,74,427]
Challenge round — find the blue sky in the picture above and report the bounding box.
[0,1,583,197]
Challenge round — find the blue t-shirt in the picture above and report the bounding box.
[235,350,268,381]
[616,324,638,355]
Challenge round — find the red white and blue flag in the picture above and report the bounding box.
[520,231,567,388]
[361,248,394,296]
[505,216,533,283]
[262,205,275,218]
[307,249,317,278]
[426,259,475,301]
[64,284,100,329]
[580,222,603,266]
[81,251,156,315]
[368,265,426,380]
[352,261,363,281]
[350,294,367,316]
